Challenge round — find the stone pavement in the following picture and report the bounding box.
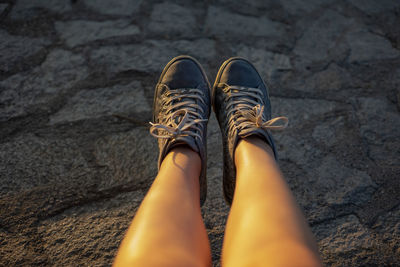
[0,0,399,266]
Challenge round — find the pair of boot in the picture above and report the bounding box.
[149,56,288,206]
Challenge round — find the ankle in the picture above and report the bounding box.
[234,136,275,167]
[169,144,201,159]
[161,145,202,173]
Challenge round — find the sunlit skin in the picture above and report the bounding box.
[114,137,322,267]
[113,146,211,267]
[222,136,322,267]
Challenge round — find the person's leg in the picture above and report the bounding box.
[221,136,321,267]
[114,146,211,267]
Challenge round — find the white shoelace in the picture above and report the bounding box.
[149,86,207,140]
[221,84,288,137]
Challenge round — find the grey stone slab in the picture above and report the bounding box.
[83,0,142,16]
[355,97,400,142]
[37,191,144,266]
[277,133,374,212]
[171,39,217,62]
[0,49,89,121]
[349,0,400,15]
[295,9,399,67]
[0,29,50,73]
[50,81,150,124]
[90,42,171,73]
[26,49,89,95]
[270,99,330,179]
[215,0,279,16]
[293,10,353,69]
[271,97,376,206]
[347,30,400,63]
[312,116,345,147]
[279,0,334,15]
[302,63,351,92]
[10,0,72,19]
[373,205,400,252]
[310,155,376,205]
[0,231,47,266]
[148,2,197,37]
[231,45,292,80]
[205,6,286,37]
[55,20,140,48]
[398,88,400,110]
[313,215,374,264]
[0,134,89,195]
[276,134,326,170]
[353,97,400,164]
[90,39,216,73]
[271,97,337,129]
[216,0,272,10]
[0,3,8,14]
[94,127,158,190]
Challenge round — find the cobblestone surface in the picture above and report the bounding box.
[0,0,399,266]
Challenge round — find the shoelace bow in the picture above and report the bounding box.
[221,84,288,135]
[149,86,207,140]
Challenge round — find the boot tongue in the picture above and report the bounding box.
[156,106,201,169]
[169,111,199,153]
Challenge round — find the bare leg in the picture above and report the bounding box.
[114,146,211,267]
[221,137,322,267]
